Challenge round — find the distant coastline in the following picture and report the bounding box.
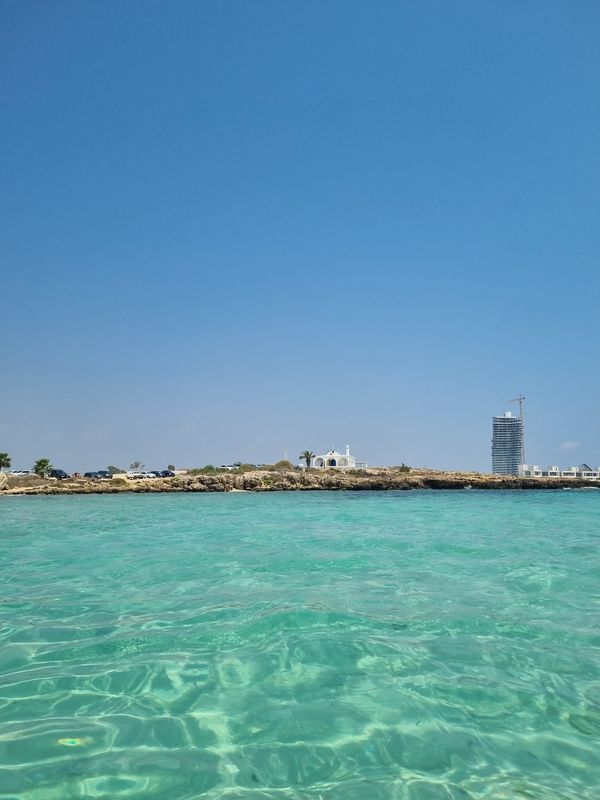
[2,468,599,496]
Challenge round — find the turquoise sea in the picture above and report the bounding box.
[1,490,599,799]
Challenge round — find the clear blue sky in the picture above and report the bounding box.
[2,1,599,472]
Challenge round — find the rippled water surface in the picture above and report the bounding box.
[1,490,600,799]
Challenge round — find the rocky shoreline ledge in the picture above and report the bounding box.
[2,468,599,496]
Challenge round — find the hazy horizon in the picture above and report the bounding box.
[2,2,599,473]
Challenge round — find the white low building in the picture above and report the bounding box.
[518,464,600,480]
[312,444,367,470]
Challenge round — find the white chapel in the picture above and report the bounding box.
[312,444,367,470]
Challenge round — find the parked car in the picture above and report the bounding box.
[10,470,32,476]
[96,470,111,479]
[160,470,175,478]
[150,470,162,478]
[84,471,100,480]
[49,469,70,480]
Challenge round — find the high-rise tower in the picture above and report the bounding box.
[491,412,524,475]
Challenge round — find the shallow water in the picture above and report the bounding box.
[1,490,599,799]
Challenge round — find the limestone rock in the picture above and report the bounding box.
[4,467,599,495]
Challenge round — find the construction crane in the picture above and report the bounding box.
[507,394,526,464]
[507,394,525,420]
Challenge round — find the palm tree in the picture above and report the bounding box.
[0,453,10,472]
[299,450,315,468]
[33,458,52,477]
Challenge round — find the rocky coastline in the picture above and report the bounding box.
[2,468,599,496]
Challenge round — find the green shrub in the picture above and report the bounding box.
[259,461,294,472]
[188,465,219,475]
[109,477,128,487]
[272,460,294,471]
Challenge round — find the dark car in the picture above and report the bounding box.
[150,470,162,478]
[49,469,70,480]
[160,470,175,478]
[96,470,111,479]
[83,471,100,480]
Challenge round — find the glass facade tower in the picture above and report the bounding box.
[492,412,524,475]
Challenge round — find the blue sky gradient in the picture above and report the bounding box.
[2,1,599,471]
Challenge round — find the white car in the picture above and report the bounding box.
[10,470,32,476]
